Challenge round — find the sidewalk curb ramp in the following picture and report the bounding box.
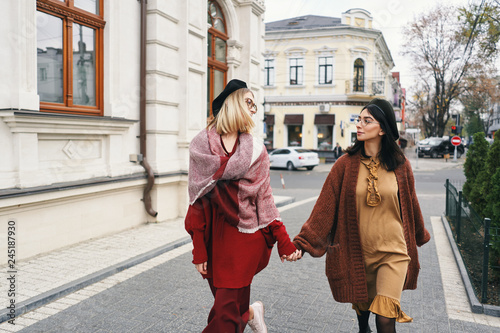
[441,215,500,317]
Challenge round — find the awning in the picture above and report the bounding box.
[265,114,275,125]
[314,114,335,125]
[284,114,304,125]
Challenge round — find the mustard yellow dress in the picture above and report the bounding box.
[352,156,412,322]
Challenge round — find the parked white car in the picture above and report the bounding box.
[269,148,319,170]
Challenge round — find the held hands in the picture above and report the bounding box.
[281,249,302,263]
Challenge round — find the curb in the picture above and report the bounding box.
[0,236,191,324]
[275,196,295,207]
[0,195,296,324]
[441,215,500,317]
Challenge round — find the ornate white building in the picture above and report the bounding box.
[263,9,404,153]
[0,0,266,263]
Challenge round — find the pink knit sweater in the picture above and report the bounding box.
[293,152,431,303]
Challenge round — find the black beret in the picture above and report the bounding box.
[364,98,400,140]
[212,79,247,117]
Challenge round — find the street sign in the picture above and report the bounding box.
[451,136,462,146]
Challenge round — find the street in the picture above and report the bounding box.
[12,155,500,332]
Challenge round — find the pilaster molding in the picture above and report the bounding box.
[227,39,244,68]
[146,9,179,24]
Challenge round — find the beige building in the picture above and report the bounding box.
[0,0,266,264]
[263,9,404,155]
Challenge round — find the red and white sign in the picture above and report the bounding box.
[451,136,462,146]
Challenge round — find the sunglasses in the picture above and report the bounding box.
[245,98,257,112]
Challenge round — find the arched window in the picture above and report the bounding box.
[353,58,364,92]
[207,1,228,118]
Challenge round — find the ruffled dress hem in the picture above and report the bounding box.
[352,295,413,323]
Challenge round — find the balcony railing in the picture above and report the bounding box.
[345,80,385,95]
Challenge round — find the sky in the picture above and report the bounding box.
[264,0,475,96]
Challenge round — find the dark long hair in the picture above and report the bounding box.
[345,105,405,171]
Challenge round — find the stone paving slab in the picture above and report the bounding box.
[2,197,499,332]
[0,195,292,328]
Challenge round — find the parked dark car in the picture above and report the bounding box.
[417,137,465,158]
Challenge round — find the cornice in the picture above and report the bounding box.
[263,50,279,58]
[314,46,338,55]
[0,110,135,135]
[37,1,106,28]
[284,47,308,56]
[265,25,380,40]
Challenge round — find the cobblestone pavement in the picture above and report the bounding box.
[0,193,498,332]
[1,151,499,332]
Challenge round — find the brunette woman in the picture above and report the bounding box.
[185,79,300,333]
[293,98,430,333]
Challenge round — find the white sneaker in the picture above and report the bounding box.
[248,301,267,333]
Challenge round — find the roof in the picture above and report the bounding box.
[265,15,343,32]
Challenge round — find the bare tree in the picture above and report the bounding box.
[402,4,488,137]
[458,0,500,136]
[460,74,500,135]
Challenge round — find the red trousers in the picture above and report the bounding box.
[203,278,251,333]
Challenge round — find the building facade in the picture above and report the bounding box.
[263,9,403,153]
[0,0,266,264]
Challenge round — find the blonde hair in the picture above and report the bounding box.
[208,88,255,134]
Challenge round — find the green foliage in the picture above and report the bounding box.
[487,166,500,268]
[458,3,500,59]
[484,131,500,218]
[463,132,489,215]
[465,113,485,137]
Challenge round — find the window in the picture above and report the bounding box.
[39,67,47,81]
[317,125,333,150]
[289,58,303,85]
[318,57,333,84]
[288,125,302,146]
[264,114,274,150]
[264,59,275,86]
[207,0,228,118]
[36,0,104,116]
[353,58,364,92]
[315,115,335,150]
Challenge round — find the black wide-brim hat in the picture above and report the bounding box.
[364,98,400,140]
[212,79,248,117]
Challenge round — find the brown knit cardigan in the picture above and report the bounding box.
[293,152,431,304]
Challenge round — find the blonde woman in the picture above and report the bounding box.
[186,79,300,333]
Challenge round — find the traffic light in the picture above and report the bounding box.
[451,125,457,134]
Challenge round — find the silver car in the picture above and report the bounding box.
[269,148,320,170]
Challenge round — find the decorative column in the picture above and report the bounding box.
[0,0,39,111]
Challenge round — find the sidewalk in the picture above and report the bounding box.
[0,196,292,331]
[5,196,499,332]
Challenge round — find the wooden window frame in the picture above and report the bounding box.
[37,0,105,116]
[207,0,228,118]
